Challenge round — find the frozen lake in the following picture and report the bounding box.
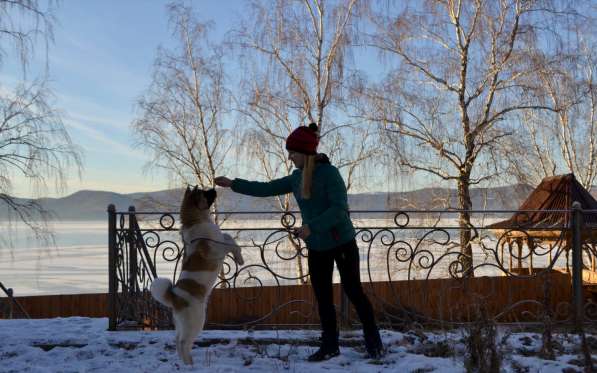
[0,218,572,296]
[0,221,107,296]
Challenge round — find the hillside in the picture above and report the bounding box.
[0,183,540,221]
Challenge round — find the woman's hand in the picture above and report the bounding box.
[293,225,311,239]
[214,176,233,188]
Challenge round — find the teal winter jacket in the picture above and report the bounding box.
[230,155,356,251]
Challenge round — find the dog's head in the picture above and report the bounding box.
[183,186,217,210]
[180,186,217,226]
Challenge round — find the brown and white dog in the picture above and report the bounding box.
[150,186,244,365]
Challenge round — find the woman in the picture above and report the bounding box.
[214,123,383,361]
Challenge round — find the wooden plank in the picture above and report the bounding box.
[2,273,574,325]
[3,293,109,319]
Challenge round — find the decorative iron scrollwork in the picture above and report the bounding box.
[108,209,592,330]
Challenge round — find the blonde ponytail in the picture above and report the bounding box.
[301,154,316,199]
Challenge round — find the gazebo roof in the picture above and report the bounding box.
[488,173,597,230]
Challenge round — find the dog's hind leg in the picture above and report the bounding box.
[177,326,194,366]
[180,337,194,366]
[179,325,203,365]
[176,333,185,363]
[173,317,186,363]
[178,309,206,366]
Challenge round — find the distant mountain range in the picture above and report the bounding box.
[0,184,544,221]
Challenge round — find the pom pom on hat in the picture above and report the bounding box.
[285,123,319,155]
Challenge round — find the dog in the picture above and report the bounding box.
[150,186,244,365]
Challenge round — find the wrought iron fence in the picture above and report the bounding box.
[108,203,597,331]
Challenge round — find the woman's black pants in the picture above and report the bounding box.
[307,239,380,348]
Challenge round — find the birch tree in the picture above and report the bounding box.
[233,0,378,186]
[500,24,597,190]
[132,3,234,219]
[358,0,573,275]
[232,0,377,282]
[0,0,82,242]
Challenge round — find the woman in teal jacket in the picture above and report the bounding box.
[215,123,383,361]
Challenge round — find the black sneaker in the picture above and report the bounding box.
[364,327,384,359]
[307,347,340,362]
[366,346,385,359]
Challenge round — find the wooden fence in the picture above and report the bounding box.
[2,293,109,319]
[1,271,577,327]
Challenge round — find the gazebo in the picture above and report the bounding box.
[488,173,597,275]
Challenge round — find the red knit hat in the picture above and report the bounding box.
[285,123,319,155]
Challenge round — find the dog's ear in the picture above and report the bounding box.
[204,188,217,207]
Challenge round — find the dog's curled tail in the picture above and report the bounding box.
[150,277,175,308]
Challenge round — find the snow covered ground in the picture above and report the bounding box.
[0,317,594,372]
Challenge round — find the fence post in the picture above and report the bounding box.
[128,206,138,294]
[3,286,13,319]
[7,287,13,319]
[0,281,29,319]
[571,201,584,330]
[107,204,116,331]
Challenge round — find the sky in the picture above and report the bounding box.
[2,1,591,200]
[5,0,244,198]
[0,1,434,199]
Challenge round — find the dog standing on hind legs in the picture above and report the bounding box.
[150,186,244,365]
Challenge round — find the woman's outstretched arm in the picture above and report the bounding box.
[215,174,294,197]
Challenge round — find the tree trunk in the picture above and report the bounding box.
[284,198,307,284]
[458,176,474,277]
[289,236,307,284]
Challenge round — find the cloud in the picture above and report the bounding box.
[63,119,147,161]
[57,92,133,129]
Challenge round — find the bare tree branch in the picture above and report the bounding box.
[0,1,82,245]
[132,4,235,221]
